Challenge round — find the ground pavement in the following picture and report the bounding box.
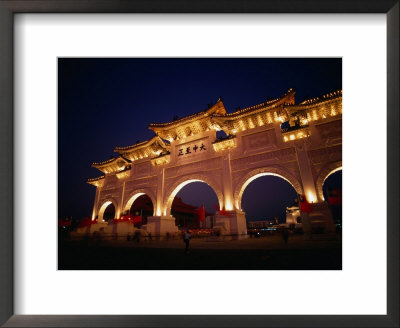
[58,233,342,270]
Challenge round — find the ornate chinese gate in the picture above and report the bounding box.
[87,88,342,236]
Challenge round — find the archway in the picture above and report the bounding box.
[171,181,219,229]
[234,167,303,211]
[241,175,299,224]
[98,201,116,222]
[163,174,224,216]
[123,194,154,227]
[322,169,342,225]
[316,161,342,201]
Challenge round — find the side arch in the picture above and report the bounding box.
[123,188,157,216]
[315,161,342,201]
[233,166,303,210]
[163,174,224,216]
[97,199,118,222]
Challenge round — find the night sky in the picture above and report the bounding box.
[58,58,342,221]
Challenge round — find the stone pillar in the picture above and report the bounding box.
[91,187,101,220]
[221,154,234,211]
[146,216,179,237]
[214,210,247,236]
[87,186,109,235]
[295,140,317,202]
[155,167,164,216]
[295,140,335,233]
[144,167,179,236]
[119,180,126,217]
[216,153,247,236]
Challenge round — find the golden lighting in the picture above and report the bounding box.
[266,112,273,124]
[151,155,171,166]
[239,120,246,131]
[87,176,105,187]
[257,115,264,126]
[212,138,237,152]
[282,127,310,142]
[248,118,255,129]
[307,191,317,203]
[225,200,233,211]
[116,171,130,179]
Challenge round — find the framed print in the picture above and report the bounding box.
[0,1,398,327]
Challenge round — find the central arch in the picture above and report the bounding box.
[234,166,303,210]
[163,174,224,216]
[123,188,157,216]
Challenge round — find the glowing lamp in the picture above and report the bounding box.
[307,191,317,203]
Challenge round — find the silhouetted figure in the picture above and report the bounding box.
[133,230,141,243]
[184,230,191,253]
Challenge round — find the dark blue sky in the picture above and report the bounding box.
[58,58,342,220]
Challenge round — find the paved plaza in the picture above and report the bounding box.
[59,233,342,270]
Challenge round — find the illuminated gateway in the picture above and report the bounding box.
[87,88,342,236]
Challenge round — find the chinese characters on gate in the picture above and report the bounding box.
[177,143,206,156]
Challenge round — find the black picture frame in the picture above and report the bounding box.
[0,1,398,327]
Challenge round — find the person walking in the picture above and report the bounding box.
[184,229,191,254]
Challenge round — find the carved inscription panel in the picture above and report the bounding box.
[315,120,342,144]
[125,176,157,192]
[175,137,210,163]
[242,129,277,153]
[231,147,296,171]
[166,157,221,178]
[308,145,342,164]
